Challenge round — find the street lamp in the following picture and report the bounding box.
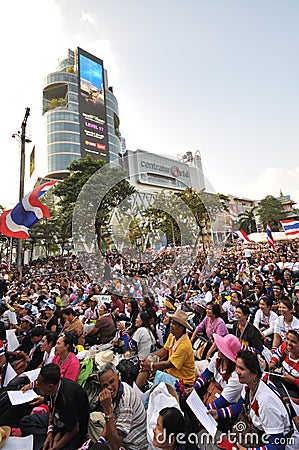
[12,107,31,278]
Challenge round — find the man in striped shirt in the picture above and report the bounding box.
[88,362,147,450]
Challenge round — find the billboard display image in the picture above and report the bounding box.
[78,47,108,162]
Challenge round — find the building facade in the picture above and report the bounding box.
[42,48,121,179]
[125,149,205,194]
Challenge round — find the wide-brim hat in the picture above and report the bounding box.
[213,333,241,362]
[0,426,11,448]
[167,309,193,331]
[95,350,118,367]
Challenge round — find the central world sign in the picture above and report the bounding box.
[140,160,189,178]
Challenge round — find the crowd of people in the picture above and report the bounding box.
[0,240,298,449]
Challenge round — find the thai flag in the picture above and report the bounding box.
[280,219,299,237]
[231,229,254,243]
[266,223,275,249]
[0,180,58,239]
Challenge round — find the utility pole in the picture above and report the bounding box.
[16,107,30,279]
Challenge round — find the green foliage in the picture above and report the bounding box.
[176,188,228,223]
[141,188,228,248]
[258,195,284,231]
[44,98,67,112]
[238,207,257,234]
[55,155,135,250]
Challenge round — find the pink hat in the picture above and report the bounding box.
[213,333,241,362]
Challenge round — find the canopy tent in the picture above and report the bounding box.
[248,232,299,243]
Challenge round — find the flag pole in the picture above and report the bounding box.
[16,107,30,279]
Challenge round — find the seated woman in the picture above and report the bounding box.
[119,311,156,359]
[125,298,139,336]
[180,334,243,433]
[269,329,299,398]
[139,297,157,327]
[153,407,187,450]
[208,350,292,450]
[272,299,299,353]
[244,284,264,315]
[263,279,274,297]
[253,296,278,349]
[51,332,80,381]
[190,302,228,360]
[232,304,264,354]
[221,291,241,330]
[43,303,58,332]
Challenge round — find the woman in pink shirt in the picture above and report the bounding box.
[191,302,228,360]
[52,332,80,381]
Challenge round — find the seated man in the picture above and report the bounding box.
[85,303,116,346]
[88,362,147,450]
[136,309,196,389]
[20,363,90,450]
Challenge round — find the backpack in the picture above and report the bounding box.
[83,372,102,412]
[117,356,140,386]
[77,358,94,388]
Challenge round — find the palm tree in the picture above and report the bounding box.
[238,207,257,234]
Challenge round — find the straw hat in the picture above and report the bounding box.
[0,426,11,448]
[213,333,241,362]
[95,350,118,367]
[166,309,193,331]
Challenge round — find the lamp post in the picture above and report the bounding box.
[199,220,206,253]
[13,107,31,279]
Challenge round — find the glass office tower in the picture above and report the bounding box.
[43,48,121,179]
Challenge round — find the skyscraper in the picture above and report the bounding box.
[42,48,121,179]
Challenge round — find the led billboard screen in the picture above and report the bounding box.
[78,47,108,162]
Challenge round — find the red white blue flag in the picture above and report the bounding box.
[280,219,299,237]
[231,229,254,243]
[266,223,275,249]
[0,180,58,239]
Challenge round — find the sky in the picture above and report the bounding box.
[1,0,299,209]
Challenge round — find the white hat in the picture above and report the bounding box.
[95,350,118,367]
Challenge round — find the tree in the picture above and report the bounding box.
[54,155,135,250]
[238,207,257,234]
[258,195,284,231]
[176,188,229,250]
